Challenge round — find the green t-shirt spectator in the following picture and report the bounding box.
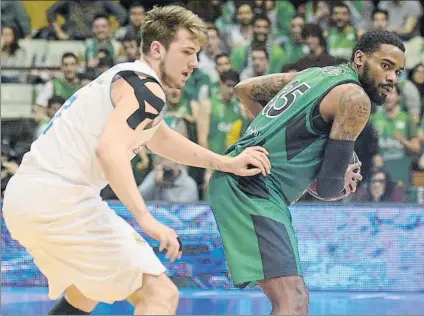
[208,96,248,154]
[327,25,356,60]
[231,43,285,74]
[371,109,418,188]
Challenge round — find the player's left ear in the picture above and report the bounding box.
[353,50,365,67]
[150,41,163,60]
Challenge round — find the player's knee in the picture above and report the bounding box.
[161,277,179,309]
[129,274,179,310]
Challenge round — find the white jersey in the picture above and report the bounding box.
[20,61,166,190]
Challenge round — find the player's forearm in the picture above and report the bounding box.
[234,73,294,117]
[96,147,150,223]
[147,123,231,172]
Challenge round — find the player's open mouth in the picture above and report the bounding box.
[182,72,189,78]
[380,86,393,94]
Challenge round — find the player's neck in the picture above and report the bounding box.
[138,55,169,89]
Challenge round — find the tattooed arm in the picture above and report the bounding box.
[329,85,371,141]
[234,72,297,117]
[315,84,371,198]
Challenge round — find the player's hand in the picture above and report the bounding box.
[228,146,271,176]
[344,161,362,196]
[138,213,182,262]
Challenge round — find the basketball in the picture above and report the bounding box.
[307,151,361,201]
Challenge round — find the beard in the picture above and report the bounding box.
[359,61,387,105]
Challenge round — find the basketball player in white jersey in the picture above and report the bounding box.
[2,6,271,315]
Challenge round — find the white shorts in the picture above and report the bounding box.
[2,171,166,304]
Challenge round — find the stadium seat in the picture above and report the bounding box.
[1,84,35,119]
[44,41,86,67]
[18,39,48,68]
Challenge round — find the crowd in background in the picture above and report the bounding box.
[1,0,424,204]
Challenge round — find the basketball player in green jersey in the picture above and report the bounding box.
[208,30,405,315]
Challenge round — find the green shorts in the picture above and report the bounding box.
[208,171,302,287]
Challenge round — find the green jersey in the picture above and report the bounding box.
[52,78,81,100]
[209,95,248,155]
[327,26,357,60]
[371,108,417,188]
[225,64,360,205]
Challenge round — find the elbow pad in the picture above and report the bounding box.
[313,139,355,200]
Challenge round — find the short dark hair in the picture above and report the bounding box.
[331,1,350,14]
[251,42,269,60]
[215,53,230,63]
[292,13,305,21]
[129,2,145,11]
[372,9,388,20]
[92,14,109,25]
[350,29,405,61]
[253,14,271,27]
[123,32,141,46]
[302,23,326,49]
[48,95,66,108]
[207,25,221,38]
[220,69,240,84]
[61,52,78,64]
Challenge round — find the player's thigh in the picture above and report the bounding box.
[64,285,98,312]
[209,172,302,285]
[126,272,179,307]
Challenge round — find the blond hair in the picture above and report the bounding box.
[140,5,208,54]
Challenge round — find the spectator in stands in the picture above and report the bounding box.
[198,26,224,83]
[371,86,421,190]
[164,88,195,139]
[274,1,297,40]
[240,44,269,80]
[115,2,145,41]
[117,34,140,63]
[354,122,381,184]
[85,14,120,69]
[1,1,32,39]
[418,121,424,170]
[409,63,424,120]
[354,167,405,203]
[209,53,232,98]
[378,0,423,41]
[34,95,66,139]
[326,1,356,61]
[343,1,374,38]
[198,70,250,191]
[181,67,212,104]
[398,72,422,125]
[295,23,347,71]
[45,0,127,41]
[197,70,248,156]
[78,73,92,87]
[301,23,328,58]
[232,14,284,74]
[1,25,28,83]
[278,14,307,68]
[35,52,81,121]
[224,2,254,49]
[215,54,232,76]
[139,155,199,203]
[300,1,330,34]
[372,9,389,31]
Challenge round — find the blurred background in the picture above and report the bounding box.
[1,1,424,315]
